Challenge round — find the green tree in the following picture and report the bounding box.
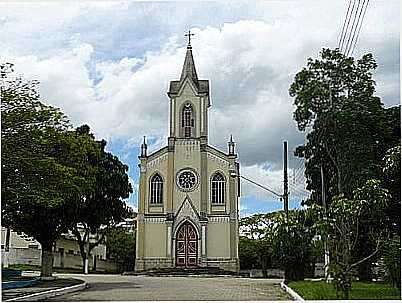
[290,48,393,202]
[240,213,275,277]
[238,236,260,270]
[66,126,133,274]
[105,227,136,272]
[382,144,401,234]
[289,49,400,280]
[380,235,401,289]
[272,209,317,282]
[1,68,98,277]
[324,180,389,299]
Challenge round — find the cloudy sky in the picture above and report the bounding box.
[1,1,399,216]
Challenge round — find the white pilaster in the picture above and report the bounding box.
[201,225,206,255]
[167,225,172,256]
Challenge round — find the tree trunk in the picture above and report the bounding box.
[259,256,268,278]
[343,288,349,300]
[41,249,54,278]
[81,253,89,274]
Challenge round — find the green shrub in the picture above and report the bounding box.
[381,236,401,289]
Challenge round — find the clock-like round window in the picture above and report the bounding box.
[177,169,198,191]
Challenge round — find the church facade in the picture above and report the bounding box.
[135,40,240,272]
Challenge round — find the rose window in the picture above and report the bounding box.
[177,170,198,191]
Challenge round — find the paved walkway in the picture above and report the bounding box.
[48,274,291,301]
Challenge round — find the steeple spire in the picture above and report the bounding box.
[180,31,198,86]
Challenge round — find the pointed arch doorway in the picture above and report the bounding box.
[175,221,198,267]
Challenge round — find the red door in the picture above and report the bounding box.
[176,222,198,267]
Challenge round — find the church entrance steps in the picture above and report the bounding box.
[124,267,240,277]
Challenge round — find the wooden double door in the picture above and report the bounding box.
[175,222,198,267]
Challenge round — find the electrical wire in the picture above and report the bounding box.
[345,0,366,56]
[350,0,370,56]
[340,0,357,52]
[343,0,361,55]
[338,0,353,49]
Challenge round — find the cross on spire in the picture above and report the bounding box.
[185,30,195,47]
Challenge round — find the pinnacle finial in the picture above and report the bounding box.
[228,134,235,155]
[141,136,147,157]
[185,30,195,48]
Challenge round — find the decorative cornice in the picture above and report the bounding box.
[147,153,168,169]
[208,216,230,223]
[147,146,168,161]
[144,217,165,224]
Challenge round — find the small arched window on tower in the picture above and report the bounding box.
[211,172,226,204]
[150,173,163,204]
[181,103,194,138]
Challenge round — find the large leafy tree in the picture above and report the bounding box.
[290,48,396,202]
[289,49,400,280]
[105,226,136,272]
[67,125,133,274]
[1,68,99,277]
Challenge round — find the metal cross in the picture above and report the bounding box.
[185,30,195,46]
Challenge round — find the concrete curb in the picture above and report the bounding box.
[5,282,87,302]
[280,281,305,302]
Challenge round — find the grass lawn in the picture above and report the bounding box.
[8,264,41,271]
[288,280,401,300]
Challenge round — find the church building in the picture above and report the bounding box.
[135,36,240,272]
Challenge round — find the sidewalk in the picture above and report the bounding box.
[2,278,84,301]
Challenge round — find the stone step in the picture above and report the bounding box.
[124,267,239,277]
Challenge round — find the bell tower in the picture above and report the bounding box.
[167,32,210,143]
[135,31,240,273]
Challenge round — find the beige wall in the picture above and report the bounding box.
[173,140,202,212]
[206,222,231,258]
[1,227,107,260]
[144,223,166,257]
[1,227,41,249]
[145,152,168,212]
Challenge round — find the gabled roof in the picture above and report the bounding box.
[168,45,210,99]
[168,80,209,95]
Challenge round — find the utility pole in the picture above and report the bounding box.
[283,141,289,221]
[321,165,330,281]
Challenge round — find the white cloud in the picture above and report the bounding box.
[1,1,398,204]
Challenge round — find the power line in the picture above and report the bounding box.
[239,175,283,199]
[289,184,309,195]
[289,183,310,195]
[343,0,361,55]
[338,0,353,49]
[350,0,370,56]
[293,166,305,182]
[340,0,357,52]
[345,0,366,56]
[292,159,305,181]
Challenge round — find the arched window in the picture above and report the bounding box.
[150,174,163,204]
[181,103,194,138]
[211,172,225,204]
